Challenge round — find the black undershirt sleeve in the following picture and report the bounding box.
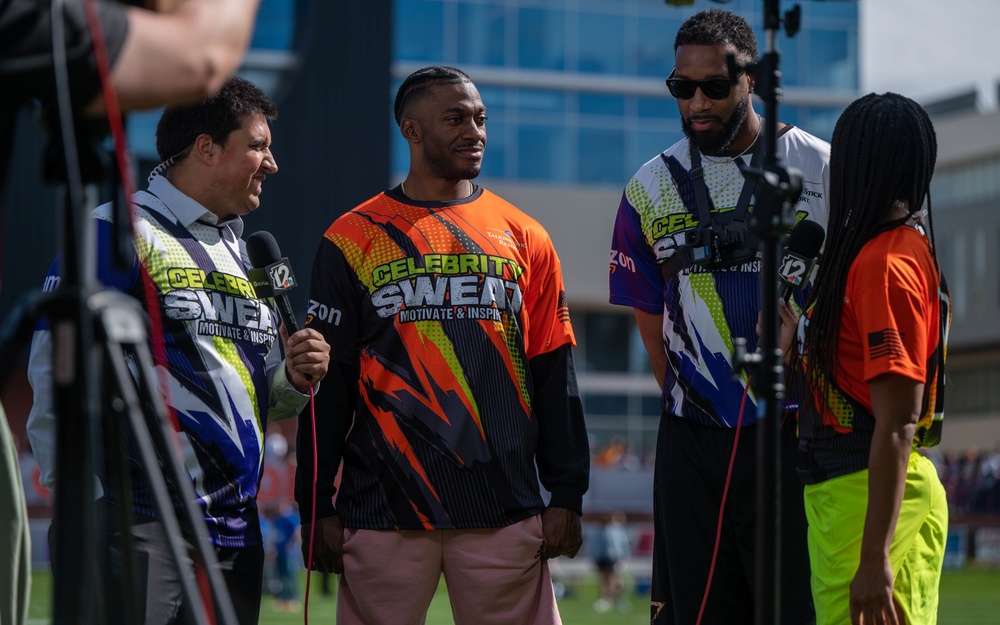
[294,358,356,522]
[529,342,590,515]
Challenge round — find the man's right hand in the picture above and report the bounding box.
[301,515,344,573]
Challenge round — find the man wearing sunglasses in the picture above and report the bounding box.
[608,8,830,625]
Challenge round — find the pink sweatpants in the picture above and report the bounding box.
[335,514,562,625]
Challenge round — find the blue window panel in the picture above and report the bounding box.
[457,3,506,67]
[637,96,673,120]
[631,128,678,173]
[578,12,624,75]
[476,85,506,110]
[579,127,626,185]
[642,395,662,417]
[126,110,162,161]
[629,322,652,374]
[517,125,568,182]
[518,8,565,70]
[583,394,629,416]
[250,0,295,50]
[582,311,632,372]
[778,106,800,130]
[480,118,506,179]
[805,29,855,90]
[799,107,842,142]
[797,1,858,19]
[579,93,625,117]
[515,89,565,113]
[395,0,444,62]
[776,32,801,87]
[634,15,678,78]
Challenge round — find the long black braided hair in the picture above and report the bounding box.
[797,92,938,410]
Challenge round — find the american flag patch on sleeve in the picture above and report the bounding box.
[868,329,906,359]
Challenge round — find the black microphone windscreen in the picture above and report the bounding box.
[246,230,282,269]
[785,219,825,259]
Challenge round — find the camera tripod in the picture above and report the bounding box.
[0,122,238,625]
[730,2,806,625]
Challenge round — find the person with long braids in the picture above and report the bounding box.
[781,92,950,625]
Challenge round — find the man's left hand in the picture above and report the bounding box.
[281,325,330,392]
[540,507,582,559]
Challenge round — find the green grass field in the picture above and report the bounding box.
[25,566,1000,624]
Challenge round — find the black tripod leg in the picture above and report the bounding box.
[50,300,100,625]
[102,355,144,625]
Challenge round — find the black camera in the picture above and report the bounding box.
[682,222,758,270]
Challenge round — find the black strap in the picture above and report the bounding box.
[689,148,713,227]
[689,140,762,228]
[657,140,762,280]
[732,144,762,223]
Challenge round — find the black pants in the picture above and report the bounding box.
[51,506,265,625]
[650,416,814,625]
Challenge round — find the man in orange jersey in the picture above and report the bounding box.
[296,66,590,625]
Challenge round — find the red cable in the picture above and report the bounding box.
[79,0,178,431]
[303,382,318,625]
[695,379,750,625]
[79,1,209,619]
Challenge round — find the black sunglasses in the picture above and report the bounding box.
[665,71,742,100]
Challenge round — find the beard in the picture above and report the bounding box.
[424,142,483,182]
[681,96,750,155]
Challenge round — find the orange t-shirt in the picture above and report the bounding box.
[833,226,941,411]
[798,225,948,484]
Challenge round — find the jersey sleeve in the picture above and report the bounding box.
[303,231,361,365]
[853,246,933,384]
[608,191,663,314]
[523,228,575,359]
[296,231,361,519]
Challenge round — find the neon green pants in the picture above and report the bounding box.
[804,451,948,625]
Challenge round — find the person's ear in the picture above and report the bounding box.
[192,133,216,164]
[400,118,421,144]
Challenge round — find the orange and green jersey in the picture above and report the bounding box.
[299,185,588,530]
[797,226,950,484]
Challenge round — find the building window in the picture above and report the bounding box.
[395,0,445,62]
[573,309,659,458]
[518,7,566,70]
[391,0,857,185]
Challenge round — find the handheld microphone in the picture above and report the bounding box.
[246,231,301,333]
[778,220,825,303]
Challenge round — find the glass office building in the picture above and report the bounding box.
[392,0,857,184]
[392,0,859,454]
